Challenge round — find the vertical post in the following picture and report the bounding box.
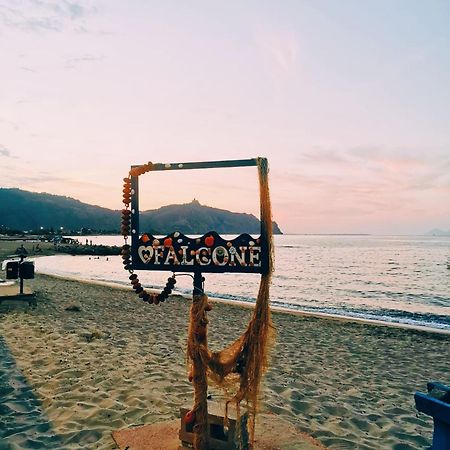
[193,271,203,296]
[19,254,24,295]
[190,271,209,449]
[130,174,139,268]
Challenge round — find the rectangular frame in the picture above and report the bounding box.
[129,158,269,274]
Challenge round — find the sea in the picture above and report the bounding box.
[35,234,450,331]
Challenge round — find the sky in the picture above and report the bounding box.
[1,0,449,235]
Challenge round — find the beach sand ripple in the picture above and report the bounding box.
[1,275,449,449]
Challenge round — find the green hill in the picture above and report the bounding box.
[0,189,282,235]
[0,188,117,231]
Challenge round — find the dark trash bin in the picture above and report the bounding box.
[6,261,19,279]
[19,261,35,279]
[415,382,450,450]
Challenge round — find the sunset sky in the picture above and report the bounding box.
[1,1,449,234]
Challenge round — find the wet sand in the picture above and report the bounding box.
[1,274,449,449]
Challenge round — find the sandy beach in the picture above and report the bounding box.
[0,274,449,449]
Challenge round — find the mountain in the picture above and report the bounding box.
[0,189,118,231]
[140,199,282,234]
[0,189,282,235]
[425,228,450,236]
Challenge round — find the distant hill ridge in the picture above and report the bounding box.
[0,188,282,235]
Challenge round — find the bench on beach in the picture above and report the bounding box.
[415,382,450,449]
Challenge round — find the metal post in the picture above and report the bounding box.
[19,254,24,295]
[191,271,209,449]
[193,271,203,296]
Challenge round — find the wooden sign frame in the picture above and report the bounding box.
[128,158,270,275]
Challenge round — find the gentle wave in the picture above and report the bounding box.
[35,234,450,331]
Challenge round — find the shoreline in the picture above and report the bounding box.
[4,237,449,334]
[36,271,450,336]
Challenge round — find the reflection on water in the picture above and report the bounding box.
[36,235,450,330]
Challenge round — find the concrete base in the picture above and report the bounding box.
[0,282,31,295]
[112,414,326,450]
[0,292,36,306]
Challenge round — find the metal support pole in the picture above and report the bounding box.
[193,271,203,296]
[191,271,209,449]
[19,255,24,295]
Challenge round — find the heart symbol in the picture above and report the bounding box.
[138,245,153,263]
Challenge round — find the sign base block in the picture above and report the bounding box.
[112,410,326,450]
[0,283,36,306]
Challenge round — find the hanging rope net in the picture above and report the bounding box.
[186,157,275,449]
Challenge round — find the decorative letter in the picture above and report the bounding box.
[180,246,194,265]
[165,246,179,265]
[153,245,165,264]
[196,247,211,266]
[212,246,229,266]
[249,246,261,267]
[230,246,247,267]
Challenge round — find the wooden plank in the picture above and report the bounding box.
[131,158,259,172]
